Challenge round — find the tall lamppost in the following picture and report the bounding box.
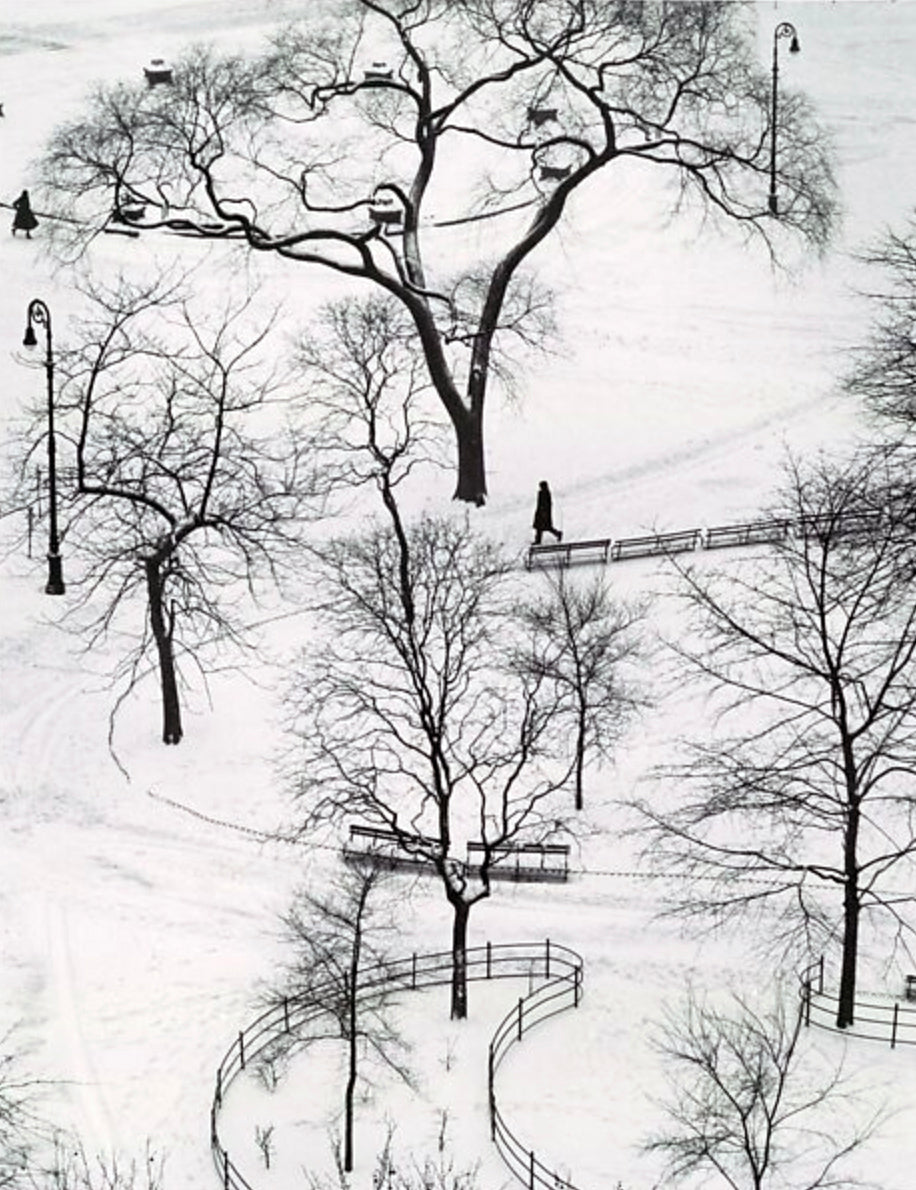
[769,21,800,216]
[23,299,66,595]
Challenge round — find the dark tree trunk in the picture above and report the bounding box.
[344,971,356,1172]
[837,805,860,1029]
[450,899,471,1020]
[452,413,487,507]
[574,703,587,811]
[145,556,183,744]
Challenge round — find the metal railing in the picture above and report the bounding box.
[210,939,585,1190]
[799,956,916,1048]
[526,507,890,571]
[488,941,584,1190]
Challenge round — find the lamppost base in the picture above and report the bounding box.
[46,553,65,595]
[768,192,779,216]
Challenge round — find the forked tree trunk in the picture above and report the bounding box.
[145,556,183,745]
[450,899,471,1020]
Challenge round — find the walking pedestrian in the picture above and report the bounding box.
[11,190,38,238]
[532,480,562,545]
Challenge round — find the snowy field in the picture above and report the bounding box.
[3,2,916,1188]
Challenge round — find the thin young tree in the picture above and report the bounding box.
[644,987,879,1190]
[293,293,450,511]
[513,569,645,809]
[844,214,916,429]
[43,274,323,744]
[633,450,916,1029]
[39,1,835,505]
[264,862,409,1174]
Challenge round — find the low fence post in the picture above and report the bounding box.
[529,1150,535,1190]
[411,952,417,989]
[486,940,492,979]
[892,1002,899,1050]
[283,997,290,1033]
[238,1031,246,1071]
[517,997,524,1042]
[574,965,580,1008]
[223,1149,230,1190]
[545,937,551,979]
[215,1067,222,1108]
[803,980,811,1028]
[818,955,824,995]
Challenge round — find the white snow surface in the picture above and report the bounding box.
[2,2,916,1188]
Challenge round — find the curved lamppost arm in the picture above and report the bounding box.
[23,298,65,595]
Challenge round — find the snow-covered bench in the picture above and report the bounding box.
[704,519,791,550]
[610,528,701,561]
[342,823,438,872]
[796,508,883,541]
[466,841,570,883]
[526,538,611,569]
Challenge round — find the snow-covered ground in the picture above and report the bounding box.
[3,2,916,1188]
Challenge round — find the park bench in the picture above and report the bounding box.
[797,508,883,541]
[143,59,173,86]
[526,538,611,569]
[466,841,570,883]
[704,519,791,550]
[343,823,439,872]
[610,528,701,561]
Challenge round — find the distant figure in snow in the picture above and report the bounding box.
[532,480,562,545]
[11,190,38,239]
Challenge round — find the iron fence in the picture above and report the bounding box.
[799,956,916,1048]
[210,939,585,1190]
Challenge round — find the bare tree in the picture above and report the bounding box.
[512,569,646,809]
[38,274,323,744]
[302,1123,482,1190]
[288,513,574,1019]
[264,862,410,1174]
[844,215,916,429]
[633,451,916,1029]
[0,1029,45,1189]
[293,293,450,507]
[31,1139,165,1190]
[39,1,834,505]
[645,987,880,1190]
[286,291,579,1018]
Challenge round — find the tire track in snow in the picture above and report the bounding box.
[43,897,117,1152]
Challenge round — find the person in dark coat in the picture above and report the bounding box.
[532,480,562,544]
[11,190,38,238]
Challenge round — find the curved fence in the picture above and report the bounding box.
[799,957,916,1048]
[488,942,584,1190]
[210,939,585,1190]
